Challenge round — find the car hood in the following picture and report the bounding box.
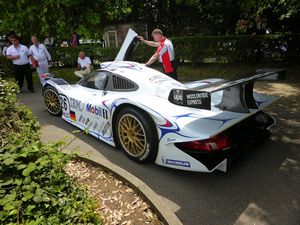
[115,29,139,61]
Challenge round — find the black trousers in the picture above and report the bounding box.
[164,60,178,80]
[13,64,33,90]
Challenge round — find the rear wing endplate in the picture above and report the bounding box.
[168,69,286,113]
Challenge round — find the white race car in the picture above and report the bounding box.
[42,29,280,172]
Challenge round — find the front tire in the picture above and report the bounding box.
[43,86,62,116]
[115,107,158,163]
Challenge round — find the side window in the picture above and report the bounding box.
[79,71,108,90]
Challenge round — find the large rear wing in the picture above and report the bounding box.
[168,69,286,113]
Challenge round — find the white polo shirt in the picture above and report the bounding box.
[6,44,32,65]
[29,43,51,62]
[78,56,91,68]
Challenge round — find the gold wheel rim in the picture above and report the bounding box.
[44,89,61,114]
[118,114,147,157]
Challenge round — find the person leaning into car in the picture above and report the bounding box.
[74,51,93,78]
[137,29,178,80]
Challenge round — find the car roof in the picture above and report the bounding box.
[99,61,184,88]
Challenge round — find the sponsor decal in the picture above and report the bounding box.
[85,118,90,126]
[101,121,110,136]
[149,75,169,84]
[93,121,98,130]
[165,159,191,167]
[186,92,209,106]
[169,89,211,110]
[63,112,69,117]
[87,121,93,129]
[70,110,76,121]
[86,103,108,119]
[60,95,70,113]
[173,89,183,104]
[70,98,84,111]
[166,137,176,143]
[97,121,105,133]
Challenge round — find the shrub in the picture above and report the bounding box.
[172,34,300,65]
[1,34,299,77]
[48,34,299,68]
[0,56,13,77]
[0,77,102,225]
[48,46,120,68]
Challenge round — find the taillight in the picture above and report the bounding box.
[176,134,231,152]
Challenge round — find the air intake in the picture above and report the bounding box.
[112,75,137,91]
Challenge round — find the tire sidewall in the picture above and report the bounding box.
[43,86,62,116]
[115,107,158,163]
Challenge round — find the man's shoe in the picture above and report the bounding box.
[28,89,35,93]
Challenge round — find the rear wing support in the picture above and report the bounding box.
[215,81,257,113]
[169,69,286,113]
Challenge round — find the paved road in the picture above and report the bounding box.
[20,81,300,225]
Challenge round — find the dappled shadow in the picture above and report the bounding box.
[19,81,300,225]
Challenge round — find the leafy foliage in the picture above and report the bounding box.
[44,34,300,68]
[0,56,13,77]
[0,0,298,41]
[0,33,299,79]
[125,0,299,35]
[48,46,120,67]
[0,0,131,43]
[236,0,300,33]
[0,77,102,224]
[125,0,240,35]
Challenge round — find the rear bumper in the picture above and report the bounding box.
[176,111,276,172]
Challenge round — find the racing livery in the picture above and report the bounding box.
[42,29,280,172]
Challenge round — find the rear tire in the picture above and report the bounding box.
[43,86,62,116]
[115,107,158,163]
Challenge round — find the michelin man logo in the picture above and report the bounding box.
[173,89,183,104]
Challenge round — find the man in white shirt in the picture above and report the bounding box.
[6,35,35,92]
[74,51,92,78]
[30,36,52,84]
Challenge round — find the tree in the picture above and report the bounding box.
[124,0,299,35]
[0,0,130,43]
[125,0,241,36]
[237,0,300,33]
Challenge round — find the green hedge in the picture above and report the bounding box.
[172,34,300,64]
[49,34,300,67]
[48,46,120,68]
[1,34,299,77]
[0,56,13,77]
[0,78,102,224]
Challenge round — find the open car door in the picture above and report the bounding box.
[114,29,139,61]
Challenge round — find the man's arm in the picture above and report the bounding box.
[87,57,92,66]
[27,49,36,68]
[42,44,52,61]
[137,36,160,48]
[6,55,20,60]
[77,64,81,70]
[145,53,159,66]
[6,48,19,60]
